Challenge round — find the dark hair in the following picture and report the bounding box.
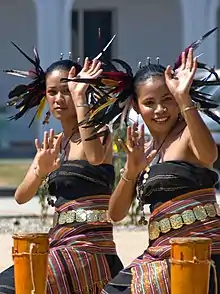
[46,59,82,77]
[133,64,166,101]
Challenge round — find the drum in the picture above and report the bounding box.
[170,237,212,294]
[12,233,49,294]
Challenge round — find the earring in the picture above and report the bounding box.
[43,111,50,125]
[178,112,183,121]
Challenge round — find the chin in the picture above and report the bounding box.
[150,119,177,133]
[53,113,62,120]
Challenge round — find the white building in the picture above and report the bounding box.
[0,0,220,157]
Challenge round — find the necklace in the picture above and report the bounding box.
[137,118,182,225]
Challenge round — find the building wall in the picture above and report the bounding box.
[74,0,183,69]
[0,0,220,157]
[0,0,38,155]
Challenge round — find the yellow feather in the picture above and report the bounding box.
[36,97,46,120]
[101,79,119,87]
[89,98,116,119]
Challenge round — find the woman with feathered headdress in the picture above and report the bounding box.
[64,28,220,293]
[102,29,220,294]
[0,43,123,293]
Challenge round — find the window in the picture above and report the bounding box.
[71,10,114,62]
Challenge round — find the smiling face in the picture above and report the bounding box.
[46,69,77,122]
[135,76,179,134]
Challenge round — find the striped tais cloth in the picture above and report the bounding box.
[47,195,116,294]
[130,188,220,294]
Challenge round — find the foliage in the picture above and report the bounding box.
[36,181,49,222]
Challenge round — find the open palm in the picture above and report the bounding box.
[35,129,63,176]
[119,123,156,178]
[165,47,197,100]
[68,58,103,97]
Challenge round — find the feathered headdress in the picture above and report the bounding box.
[61,36,134,141]
[173,27,220,124]
[4,42,46,127]
[63,27,220,141]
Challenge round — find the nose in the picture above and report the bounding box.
[154,104,166,114]
[54,91,64,103]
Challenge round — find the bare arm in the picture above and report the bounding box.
[108,123,156,222]
[165,48,218,166]
[108,170,137,222]
[68,58,110,165]
[181,97,218,166]
[14,156,45,204]
[15,130,62,204]
[74,94,110,165]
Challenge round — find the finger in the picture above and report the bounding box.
[68,66,76,79]
[127,125,135,148]
[126,126,133,148]
[48,129,54,149]
[54,157,61,169]
[165,65,173,81]
[186,47,193,70]
[118,139,130,153]
[54,133,63,154]
[90,60,102,75]
[191,57,197,76]
[146,149,157,164]
[88,59,99,73]
[35,138,41,152]
[138,124,145,146]
[92,68,103,79]
[131,123,139,146]
[43,131,49,150]
[83,57,90,71]
[181,51,186,70]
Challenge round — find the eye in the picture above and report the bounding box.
[47,90,56,96]
[163,96,172,102]
[144,100,154,107]
[63,88,70,94]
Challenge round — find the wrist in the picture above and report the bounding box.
[176,94,193,107]
[180,101,199,116]
[34,166,47,181]
[120,168,138,181]
[72,93,87,104]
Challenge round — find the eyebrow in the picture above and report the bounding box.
[162,93,171,97]
[47,85,69,89]
[143,93,171,100]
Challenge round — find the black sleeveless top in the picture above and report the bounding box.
[47,160,115,207]
[137,160,219,212]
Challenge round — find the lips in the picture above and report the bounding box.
[152,116,170,123]
[54,107,66,110]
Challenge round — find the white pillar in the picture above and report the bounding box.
[180,0,216,66]
[203,0,219,67]
[62,0,76,55]
[34,0,65,139]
